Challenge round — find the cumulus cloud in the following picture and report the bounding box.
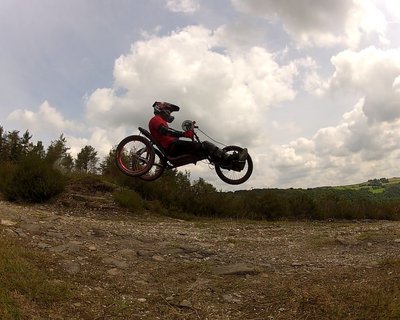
[266,91,400,188]
[5,100,127,160]
[214,20,267,50]
[329,46,400,122]
[7,101,80,133]
[3,1,400,191]
[165,0,200,13]
[85,25,300,147]
[231,0,387,48]
[66,126,126,158]
[262,44,400,187]
[385,0,400,20]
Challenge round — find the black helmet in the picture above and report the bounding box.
[152,101,180,123]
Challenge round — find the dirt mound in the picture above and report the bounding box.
[53,176,123,215]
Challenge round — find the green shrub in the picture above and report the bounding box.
[113,189,144,211]
[0,154,65,203]
[0,161,16,193]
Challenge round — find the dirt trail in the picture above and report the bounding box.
[1,190,400,319]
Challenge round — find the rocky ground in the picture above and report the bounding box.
[1,183,400,319]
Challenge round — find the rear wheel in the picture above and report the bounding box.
[139,148,166,181]
[116,135,155,177]
[215,146,253,185]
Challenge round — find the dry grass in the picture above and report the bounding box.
[2,232,399,319]
[1,200,399,319]
[0,238,70,319]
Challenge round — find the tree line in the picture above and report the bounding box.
[1,126,400,220]
[0,126,98,173]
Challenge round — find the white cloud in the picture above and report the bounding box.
[5,100,127,161]
[85,25,299,148]
[165,0,200,13]
[231,0,388,48]
[263,44,400,187]
[66,126,126,158]
[266,93,400,188]
[214,20,266,50]
[7,101,80,134]
[385,0,400,20]
[329,46,400,122]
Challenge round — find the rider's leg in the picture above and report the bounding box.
[202,141,248,164]
[168,140,204,157]
[201,141,226,160]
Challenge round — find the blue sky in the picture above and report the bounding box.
[1,0,400,190]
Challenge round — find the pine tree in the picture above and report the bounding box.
[75,145,98,173]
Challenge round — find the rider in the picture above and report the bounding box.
[148,101,247,166]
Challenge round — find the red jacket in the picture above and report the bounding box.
[148,115,177,150]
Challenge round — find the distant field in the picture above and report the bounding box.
[334,177,400,194]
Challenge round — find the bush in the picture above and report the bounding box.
[0,154,65,203]
[113,189,144,211]
[0,161,16,193]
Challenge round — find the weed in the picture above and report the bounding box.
[0,238,70,319]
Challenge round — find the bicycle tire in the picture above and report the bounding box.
[116,135,155,177]
[139,148,166,181]
[215,146,253,185]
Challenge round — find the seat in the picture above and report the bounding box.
[138,127,204,166]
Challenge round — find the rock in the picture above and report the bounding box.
[117,249,136,258]
[50,241,81,253]
[4,228,17,237]
[91,228,106,237]
[222,294,241,303]
[14,228,27,237]
[37,242,52,249]
[1,219,17,226]
[72,194,87,202]
[335,236,360,246]
[291,262,304,267]
[45,231,65,239]
[179,299,192,308]
[64,261,81,274]
[212,263,258,276]
[88,246,97,251]
[162,247,185,255]
[102,257,128,269]
[20,223,42,235]
[367,261,379,268]
[107,268,122,276]
[61,200,73,207]
[152,255,165,262]
[137,250,154,257]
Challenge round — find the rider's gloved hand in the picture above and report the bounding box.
[183,130,194,140]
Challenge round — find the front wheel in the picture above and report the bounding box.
[116,135,155,177]
[215,146,253,185]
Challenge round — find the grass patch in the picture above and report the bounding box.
[0,238,70,319]
[67,173,116,194]
[113,188,144,211]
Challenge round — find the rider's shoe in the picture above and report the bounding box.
[217,149,248,170]
[219,163,232,170]
[238,148,248,162]
[231,148,248,171]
